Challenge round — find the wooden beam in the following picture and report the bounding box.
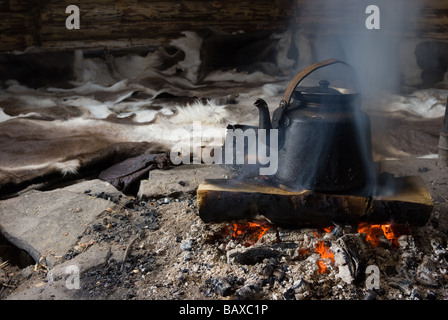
[1,0,448,53]
[197,176,433,227]
[37,0,294,50]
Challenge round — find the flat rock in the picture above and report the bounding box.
[6,243,111,300]
[62,179,123,196]
[380,158,444,179]
[137,164,234,199]
[0,180,121,267]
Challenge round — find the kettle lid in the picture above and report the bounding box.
[299,79,343,95]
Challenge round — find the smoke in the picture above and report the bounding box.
[287,1,424,195]
[295,0,423,98]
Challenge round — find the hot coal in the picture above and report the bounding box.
[227,247,281,265]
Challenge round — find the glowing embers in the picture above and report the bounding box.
[313,227,335,274]
[315,241,334,274]
[227,220,271,247]
[220,220,411,275]
[357,222,410,248]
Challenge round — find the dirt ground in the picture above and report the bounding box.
[0,156,447,302]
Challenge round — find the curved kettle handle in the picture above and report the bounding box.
[271,59,350,129]
[281,58,350,108]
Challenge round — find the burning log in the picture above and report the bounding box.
[197,175,433,227]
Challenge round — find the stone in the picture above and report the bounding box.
[137,164,234,199]
[63,179,122,196]
[180,239,194,251]
[212,278,232,297]
[6,242,112,300]
[0,180,122,267]
[416,256,440,288]
[236,283,261,300]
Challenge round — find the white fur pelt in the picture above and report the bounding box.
[0,56,283,192]
[0,30,446,194]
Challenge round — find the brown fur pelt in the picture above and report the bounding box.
[0,31,446,197]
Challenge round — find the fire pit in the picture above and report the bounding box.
[197,59,434,228]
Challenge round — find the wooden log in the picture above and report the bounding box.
[292,0,448,40]
[2,0,448,52]
[0,12,38,52]
[38,0,294,50]
[197,175,433,227]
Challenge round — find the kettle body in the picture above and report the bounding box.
[272,99,373,192]
[255,59,374,193]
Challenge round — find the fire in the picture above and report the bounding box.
[357,222,409,248]
[315,241,335,273]
[313,226,335,239]
[230,221,271,247]
[322,226,335,233]
[314,227,335,274]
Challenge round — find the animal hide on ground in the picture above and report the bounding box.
[0,62,281,196]
[0,31,446,197]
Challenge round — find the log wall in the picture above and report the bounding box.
[0,0,41,51]
[293,0,448,39]
[0,0,447,52]
[0,0,295,52]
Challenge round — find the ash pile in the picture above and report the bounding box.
[124,160,448,300]
[0,158,447,300]
[191,219,444,300]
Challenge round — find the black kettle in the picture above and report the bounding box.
[254,58,375,193]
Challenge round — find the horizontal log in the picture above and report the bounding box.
[197,176,433,227]
[39,39,166,51]
[0,0,31,12]
[9,0,32,11]
[0,13,35,33]
[0,36,33,53]
[292,0,448,40]
[38,0,293,45]
[2,0,448,52]
[39,1,293,25]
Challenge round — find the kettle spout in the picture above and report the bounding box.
[254,98,272,129]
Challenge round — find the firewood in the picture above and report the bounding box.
[197,175,433,227]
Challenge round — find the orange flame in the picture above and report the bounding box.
[323,226,335,233]
[315,241,334,273]
[230,221,271,247]
[313,226,335,239]
[313,227,335,274]
[357,222,409,248]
